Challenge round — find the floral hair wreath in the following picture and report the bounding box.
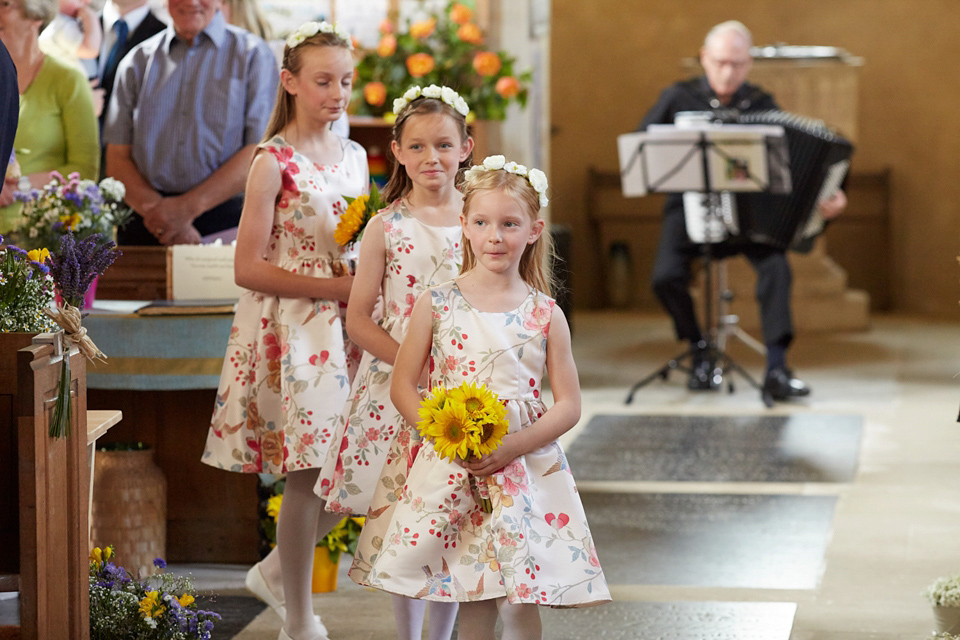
[286,21,354,50]
[392,85,470,118]
[464,155,549,208]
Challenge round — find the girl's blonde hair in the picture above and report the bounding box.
[382,98,472,204]
[262,30,352,142]
[460,170,554,296]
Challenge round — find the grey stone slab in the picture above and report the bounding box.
[567,414,862,482]
[540,601,797,640]
[585,493,836,589]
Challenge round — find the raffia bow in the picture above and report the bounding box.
[44,303,105,362]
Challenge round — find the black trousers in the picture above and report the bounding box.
[651,210,794,347]
[117,194,244,246]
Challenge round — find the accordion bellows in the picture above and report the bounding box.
[734,110,854,252]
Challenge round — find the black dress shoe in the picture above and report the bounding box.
[763,367,811,401]
[688,348,717,390]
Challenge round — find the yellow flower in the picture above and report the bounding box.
[139,591,166,618]
[178,593,195,608]
[383,112,398,124]
[473,413,509,457]
[427,402,475,461]
[90,547,103,568]
[26,248,49,263]
[267,494,283,522]
[334,195,370,247]
[417,386,448,427]
[448,381,498,419]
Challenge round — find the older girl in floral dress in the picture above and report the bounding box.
[202,21,365,640]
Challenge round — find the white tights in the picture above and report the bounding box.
[266,468,343,640]
[392,595,459,640]
[457,597,542,640]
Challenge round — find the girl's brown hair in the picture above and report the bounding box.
[381,98,473,204]
[460,170,555,296]
[262,30,352,142]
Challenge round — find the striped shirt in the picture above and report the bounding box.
[103,10,279,194]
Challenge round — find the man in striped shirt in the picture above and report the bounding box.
[103,0,278,245]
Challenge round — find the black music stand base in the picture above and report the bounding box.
[624,340,767,405]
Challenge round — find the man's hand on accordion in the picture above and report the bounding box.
[818,190,848,221]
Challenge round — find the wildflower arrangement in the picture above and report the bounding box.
[924,576,960,607]
[44,233,119,438]
[12,171,130,251]
[89,546,221,640]
[352,1,530,121]
[928,634,960,640]
[334,183,386,248]
[416,380,509,512]
[262,478,365,563]
[0,234,57,333]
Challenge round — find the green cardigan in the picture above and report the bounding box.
[1,54,99,233]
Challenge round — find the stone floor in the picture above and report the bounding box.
[174,312,960,638]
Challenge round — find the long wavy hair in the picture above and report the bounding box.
[460,170,555,296]
[381,98,473,204]
[262,30,352,142]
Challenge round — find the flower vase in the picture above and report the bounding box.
[311,547,339,593]
[934,605,960,634]
[54,275,98,310]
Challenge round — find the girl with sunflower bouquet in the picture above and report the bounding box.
[349,158,610,638]
[317,83,474,640]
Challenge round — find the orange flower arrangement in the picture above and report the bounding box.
[406,52,435,78]
[472,51,501,76]
[351,1,530,121]
[456,22,483,45]
[363,81,387,107]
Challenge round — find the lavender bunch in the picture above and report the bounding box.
[48,233,120,308]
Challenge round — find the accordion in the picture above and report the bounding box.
[733,110,853,252]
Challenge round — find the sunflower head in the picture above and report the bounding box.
[449,381,499,419]
[473,416,509,457]
[429,402,477,461]
[334,194,370,246]
[416,386,449,437]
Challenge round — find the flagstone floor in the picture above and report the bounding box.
[174,312,960,639]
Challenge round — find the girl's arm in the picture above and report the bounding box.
[390,292,433,425]
[345,214,399,363]
[462,305,581,476]
[233,151,353,302]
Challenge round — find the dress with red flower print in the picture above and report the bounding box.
[315,200,462,513]
[348,280,610,608]
[202,135,368,474]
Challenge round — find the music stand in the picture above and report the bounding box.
[616,123,787,404]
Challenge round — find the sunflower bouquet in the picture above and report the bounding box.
[334,183,386,248]
[416,381,509,512]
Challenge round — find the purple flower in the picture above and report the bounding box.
[153,557,167,569]
[47,233,120,308]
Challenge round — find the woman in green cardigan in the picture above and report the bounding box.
[0,0,99,233]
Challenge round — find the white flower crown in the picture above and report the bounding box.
[392,85,470,118]
[285,21,354,50]
[463,155,549,208]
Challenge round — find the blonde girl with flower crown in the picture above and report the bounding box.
[352,158,611,639]
[315,84,473,640]
[201,20,367,640]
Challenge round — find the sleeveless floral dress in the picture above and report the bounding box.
[349,281,610,608]
[316,201,462,513]
[202,135,368,473]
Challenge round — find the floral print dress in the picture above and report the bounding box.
[202,135,368,473]
[316,201,462,513]
[349,281,610,608]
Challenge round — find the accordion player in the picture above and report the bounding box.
[732,110,854,252]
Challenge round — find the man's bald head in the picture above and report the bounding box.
[700,21,753,105]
